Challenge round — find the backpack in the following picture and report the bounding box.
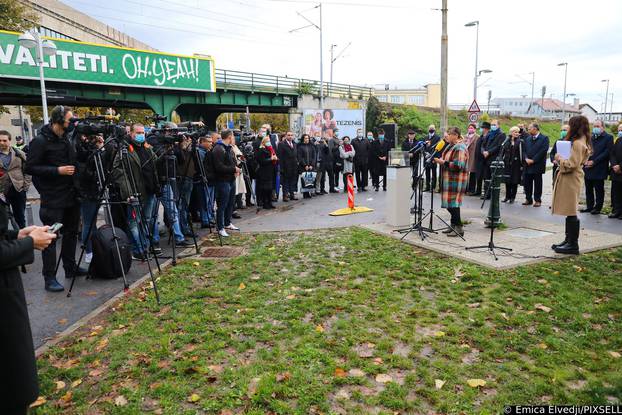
[89,224,132,279]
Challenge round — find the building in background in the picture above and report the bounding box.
[526,98,581,121]
[580,103,599,123]
[373,84,441,108]
[0,0,154,140]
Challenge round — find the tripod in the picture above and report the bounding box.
[67,141,161,304]
[191,140,224,247]
[465,143,512,260]
[395,147,428,240]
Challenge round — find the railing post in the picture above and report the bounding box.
[224,70,227,92]
[251,73,254,93]
[276,76,279,95]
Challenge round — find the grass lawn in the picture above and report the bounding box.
[32,228,622,414]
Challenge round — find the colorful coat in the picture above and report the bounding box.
[440,141,469,208]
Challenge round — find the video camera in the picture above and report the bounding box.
[147,126,188,145]
[71,115,128,141]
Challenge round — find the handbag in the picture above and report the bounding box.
[300,171,317,189]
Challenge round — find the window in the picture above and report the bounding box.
[408,95,424,105]
[377,95,387,103]
[390,95,404,104]
[38,26,75,41]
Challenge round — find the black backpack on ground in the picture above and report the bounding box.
[89,224,132,279]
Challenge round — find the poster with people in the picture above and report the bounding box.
[303,109,365,141]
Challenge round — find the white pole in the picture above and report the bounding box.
[529,72,535,114]
[440,0,448,132]
[330,44,334,84]
[603,80,610,122]
[561,63,568,125]
[319,2,324,109]
[473,21,479,102]
[35,32,50,124]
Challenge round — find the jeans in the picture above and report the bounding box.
[126,203,148,255]
[5,186,26,228]
[523,173,543,203]
[215,180,236,230]
[158,184,185,243]
[199,185,215,225]
[585,179,605,210]
[142,193,158,244]
[80,200,99,254]
[177,176,194,235]
[39,204,80,279]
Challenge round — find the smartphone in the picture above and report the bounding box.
[48,223,63,234]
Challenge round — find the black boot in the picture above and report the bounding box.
[555,217,580,255]
[551,217,569,250]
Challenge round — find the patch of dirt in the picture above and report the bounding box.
[392,342,411,358]
[201,246,245,258]
[415,324,445,338]
[353,342,376,358]
[567,380,587,390]
[419,344,434,358]
[461,348,480,364]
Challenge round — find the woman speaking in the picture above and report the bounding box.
[433,127,469,237]
[551,115,591,255]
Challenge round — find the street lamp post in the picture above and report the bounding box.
[529,72,535,113]
[557,62,568,124]
[465,20,479,102]
[18,30,57,125]
[602,79,610,122]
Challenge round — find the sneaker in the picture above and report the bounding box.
[175,239,193,247]
[84,252,93,264]
[132,252,147,261]
[232,212,242,219]
[151,243,162,254]
[218,229,230,237]
[45,278,64,292]
[226,224,240,231]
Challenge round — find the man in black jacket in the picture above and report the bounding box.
[480,119,506,200]
[351,128,370,191]
[0,198,56,415]
[212,130,240,237]
[25,106,87,292]
[370,133,390,191]
[609,124,622,219]
[277,131,298,201]
[522,123,549,207]
[424,125,441,191]
[581,119,613,214]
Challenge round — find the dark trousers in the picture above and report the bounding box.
[354,164,368,189]
[585,179,605,210]
[333,168,342,189]
[39,204,80,279]
[214,180,236,230]
[282,173,298,196]
[258,188,273,208]
[324,165,335,191]
[447,207,461,226]
[425,163,437,190]
[505,182,518,201]
[466,172,477,194]
[523,173,543,203]
[372,168,386,190]
[5,186,26,228]
[611,180,622,214]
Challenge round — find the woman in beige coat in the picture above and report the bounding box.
[551,115,591,255]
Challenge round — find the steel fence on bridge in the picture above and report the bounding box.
[215,69,373,100]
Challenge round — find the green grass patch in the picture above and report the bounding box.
[32,228,622,414]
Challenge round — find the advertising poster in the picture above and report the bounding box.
[303,109,365,140]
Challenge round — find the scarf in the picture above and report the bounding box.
[343,142,353,152]
[267,145,277,165]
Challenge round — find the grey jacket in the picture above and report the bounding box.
[0,147,31,194]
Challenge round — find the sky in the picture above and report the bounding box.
[60,0,622,111]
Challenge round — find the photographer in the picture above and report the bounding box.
[0,130,31,229]
[197,133,216,228]
[175,135,196,237]
[1,196,56,415]
[212,130,241,237]
[25,105,87,292]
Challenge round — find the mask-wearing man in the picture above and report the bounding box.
[479,119,506,200]
[608,124,622,219]
[580,119,613,215]
[522,123,549,207]
[370,128,389,191]
[277,131,299,201]
[25,105,87,292]
[198,134,216,227]
[351,128,370,192]
[424,124,441,192]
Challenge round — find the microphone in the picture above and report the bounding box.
[425,140,448,164]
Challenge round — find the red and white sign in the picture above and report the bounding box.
[467,100,481,113]
[468,112,479,123]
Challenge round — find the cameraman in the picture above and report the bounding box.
[197,133,216,228]
[25,105,87,292]
[1,196,56,415]
[175,135,196,237]
[212,130,241,237]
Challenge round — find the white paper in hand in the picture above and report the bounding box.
[556,140,571,160]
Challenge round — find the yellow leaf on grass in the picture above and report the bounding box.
[435,379,446,389]
[55,381,66,391]
[334,368,346,378]
[238,282,246,290]
[315,324,325,333]
[608,351,621,359]
[375,374,393,383]
[434,331,445,337]
[537,343,548,350]
[71,379,82,388]
[467,378,487,388]
[30,396,47,408]
[192,261,200,267]
[188,393,201,403]
[268,247,276,251]
[60,391,73,403]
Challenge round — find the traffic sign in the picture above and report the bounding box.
[467,99,481,113]
[468,113,479,123]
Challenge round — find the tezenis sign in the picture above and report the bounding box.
[0,30,216,92]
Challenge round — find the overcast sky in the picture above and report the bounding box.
[63,0,622,111]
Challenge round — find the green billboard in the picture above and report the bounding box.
[0,30,216,92]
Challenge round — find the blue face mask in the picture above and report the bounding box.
[367,135,373,140]
[491,125,498,132]
[134,133,145,143]
[593,127,601,136]
[378,135,385,140]
[618,131,622,138]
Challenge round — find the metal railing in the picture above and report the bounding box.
[215,69,373,100]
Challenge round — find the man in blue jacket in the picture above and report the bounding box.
[522,123,549,207]
[580,120,613,214]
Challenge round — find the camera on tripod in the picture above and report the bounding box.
[73,115,128,140]
[147,127,188,145]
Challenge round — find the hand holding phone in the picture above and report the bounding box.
[48,223,63,234]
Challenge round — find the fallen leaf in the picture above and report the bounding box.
[573,265,583,272]
[95,338,109,352]
[501,313,510,321]
[208,364,223,374]
[315,324,325,333]
[238,282,246,290]
[537,279,548,284]
[248,377,260,396]
[334,368,346,378]
[85,290,98,297]
[348,368,366,378]
[372,357,383,365]
[276,372,291,382]
[60,391,73,403]
[268,247,276,251]
[608,351,621,359]
[71,379,82,388]
[467,303,480,308]
[88,369,103,377]
[534,304,552,313]
[55,381,66,391]
[467,378,487,388]
[58,318,68,325]
[30,396,47,408]
[434,331,445,337]
[375,373,393,383]
[454,267,464,277]
[115,395,128,406]
[192,261,200,267]
[537,343,548,350]
[435,379,446,389]
[286,294,296,300]
[187,394,201,403]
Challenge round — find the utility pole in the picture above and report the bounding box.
[487,89,492,113]
[330,41,350,85]
[610,93,614,122]
[440,0,448,133]
[558,62,568,124]
[319,2,324,108]
[529,72,535,114]
[465,20,479,102]
[541,85,546,115]
[602,79,610,122]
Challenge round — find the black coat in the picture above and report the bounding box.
[474,135,486,177]
[351,137,370,166]
[424,133,441,155]
[585,132,613,180]
[503,138,524,184]
[212,142,237,182]
[370,139,390,174]
[316,141,332,169]
[523,133,549,175]
[25,124,79,208]
[481,130,506,166]
[0,202,38,409]
[277,140,297,177]
[297,142,316,172]
[255,148,275,190]
[610,136,622,182]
